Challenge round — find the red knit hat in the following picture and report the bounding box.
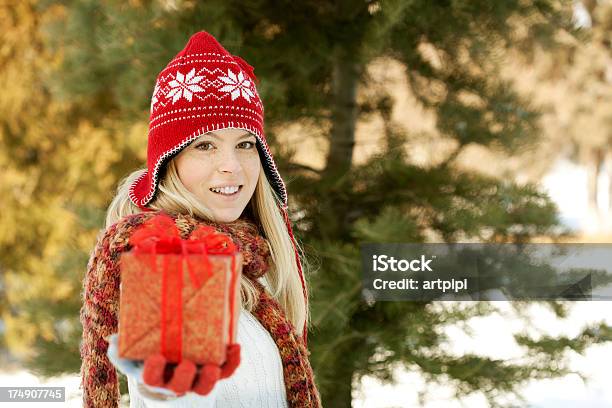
[128,31,309,345]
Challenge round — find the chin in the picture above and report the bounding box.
[211,211,242,224]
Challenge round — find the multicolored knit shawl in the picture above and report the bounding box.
[79,210,322,407]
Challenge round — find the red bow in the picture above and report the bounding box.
[130,213,237,254]
[128,213,239,362]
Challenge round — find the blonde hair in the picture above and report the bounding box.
[104,158,309,336]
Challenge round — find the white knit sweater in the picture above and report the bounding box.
[106,280,289,407]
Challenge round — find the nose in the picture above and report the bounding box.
[215,148,242,174]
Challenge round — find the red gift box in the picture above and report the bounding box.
[117,213,242,365]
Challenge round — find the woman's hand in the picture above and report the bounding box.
[142,343,241,396]
[105,333,241,398]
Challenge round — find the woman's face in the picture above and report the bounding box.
[174,128,261,223]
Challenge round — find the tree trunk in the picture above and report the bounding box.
[321,362,356,408]
[322,45,360,181]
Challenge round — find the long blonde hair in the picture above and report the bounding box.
[104,158,309,336]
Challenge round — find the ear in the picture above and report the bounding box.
[232,55,259,86]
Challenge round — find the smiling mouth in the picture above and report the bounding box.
[209,185,243,196]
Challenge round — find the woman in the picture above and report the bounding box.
[79,31,322,407]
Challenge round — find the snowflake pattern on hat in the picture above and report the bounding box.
[218,69,255,102]
[167,67,206,103]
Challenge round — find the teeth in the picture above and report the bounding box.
[211,186,240,194]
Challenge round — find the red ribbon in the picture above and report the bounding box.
[129,213,240,362]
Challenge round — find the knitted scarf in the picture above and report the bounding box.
[79,210,322,407]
